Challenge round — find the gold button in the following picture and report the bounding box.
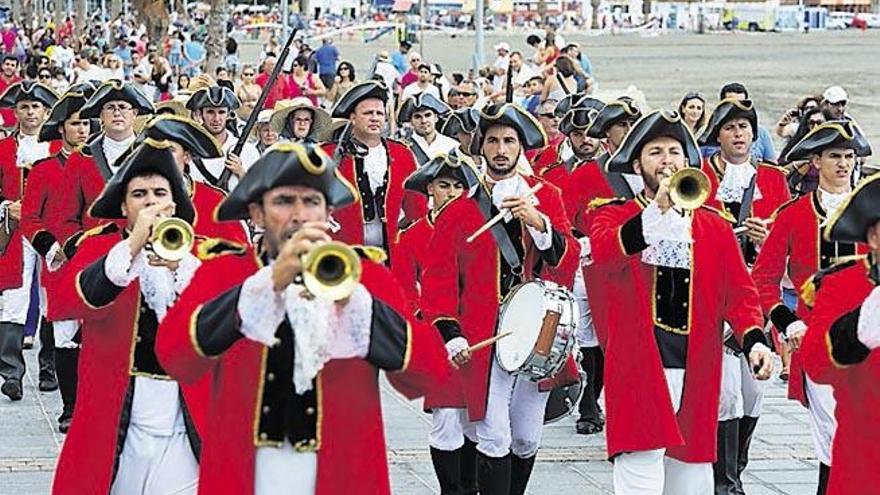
[309,439,317,446]
[259,432,268,441]
[683,302,688,308]
[684,278,689,283]
[135,336,142,343]
[656,294,661,300]
[267,373,275,382]
[306,407,315,416]
[657,317,663,322]
[658,270,663,276]
[262,406,270,414]
[140,306,146,313]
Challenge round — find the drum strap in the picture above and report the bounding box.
[475,187,522,270]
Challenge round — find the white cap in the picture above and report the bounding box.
[494,42,510,52]
[823,86,848,104]
[257,109,273,124]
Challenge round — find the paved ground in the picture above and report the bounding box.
[2,349,819,494]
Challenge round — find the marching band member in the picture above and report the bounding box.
[421,103,579,495]
[440,107,481,161]
[155,142,450,495]
[752,120,871,493]
[322,80,427,255]
[585,110,773,494]
[18,82,96,429]
[697,97,790,492]
[534,96,604,188]
[397,92,458,165]
[186,85,260,192]
[49,140,206,494]
[801,174,880,495]
[0,80,60,401]
[583,96,644,199]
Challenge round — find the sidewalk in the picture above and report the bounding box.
[1,349,819,494]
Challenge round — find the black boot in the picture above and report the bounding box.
[431,447,464,495]
[817,463,830,495]
[0,322,25,400]
[38,319,58,392]
[713,419,740,495]
[577,346,605,434]
[477,451,511,495]
[510,454,536,495]
[54,348,79,433]
[737,415,759,482]
[460,438,479,495]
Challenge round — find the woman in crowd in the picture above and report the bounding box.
[679,91,708,134]
[235,64,262,120]
[325,60,356,106]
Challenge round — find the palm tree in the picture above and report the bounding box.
[132,0,170,43]
[205,0,228,74]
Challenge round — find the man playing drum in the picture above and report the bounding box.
[421,103,580,495]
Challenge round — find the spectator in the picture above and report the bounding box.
[103,54,125,80]
[288,54,325,106]
[175,74,191,95]
[372,51,400,99]
[315,38,340,90]
[400,63,441,103]
[522,75,544,114]
[399,51,422,88]
[153,57,174,101]
[775,94,820,139]
[0,55,21,127]
[255,55,289,110]
[391,40,411,74]
[325,60,356,107]
[492,42,510,93]
[225,36,239,76]
[821,85,849,120]
[215,66,234,92]
[235,64,261,120]
[679,91,707,134]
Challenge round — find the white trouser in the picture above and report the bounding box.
[255,440,318,495]
[53,319,80,349]
[430,407,478,451]
[718,349,766,421]
[574,268,598,347]
[804,375,837,466]
[0,238,38,324]
[475,358,550,458]
[613,369,712,495]
[110,425,198,495]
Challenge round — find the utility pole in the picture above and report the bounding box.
[474,0,484,70]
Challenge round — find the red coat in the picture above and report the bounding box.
[0,75,22,127]
[701,154,791,221]
[587,198,765,462]
[525,133,564,172]
[191,180,249,244]
[53,146,110,245]
[155,244,450,495]
[0,135,62,290]
[321,140,427,257]
[752,192,865,405]
[392,214,434,317]
[802,260,880,495]
[420,176,580,420]
[49,228,210,494]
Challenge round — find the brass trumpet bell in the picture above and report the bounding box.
[669,168,710,210]
[302,242,362,301]
[150,218,194,262]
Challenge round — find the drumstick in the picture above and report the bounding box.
[466,331,513,354]
[466,183,544,244]
[733,218,774,235]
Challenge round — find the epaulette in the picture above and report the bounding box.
[700,205,737,224]
[353,245,388,265]
[588,197,627,210]
[76,223,120,246]
[196,237,248,261]
[799,255,866,308]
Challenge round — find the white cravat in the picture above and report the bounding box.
[818,188,850,225]
[103,134,135,170]
[363,144,388,192]
[17,133,49,167]
[717,159,762,204]
[487,174,552,250]
[640,201,692,269]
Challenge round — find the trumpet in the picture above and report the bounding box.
[668,168,710,210]
[149,217,194,262]
[301,242,362,301]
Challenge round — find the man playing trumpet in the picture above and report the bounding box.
[584,110,773,494]
[155,142,450,495]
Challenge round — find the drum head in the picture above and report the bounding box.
[495,282,546,372]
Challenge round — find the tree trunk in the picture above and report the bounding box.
[132,0,170,43]
[21,0,33,33]
[299,0,310,20]
[75,0,86,45]
[205,0,228,74]
[591,0,601,29]
[53,0,65,35]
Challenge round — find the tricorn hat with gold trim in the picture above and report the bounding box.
[478,103,547,151]
[186,85,240,111]
[138,115,223,159]
[217,142,358,220]
[331,80,388,119]
[606,110,702,174]
[39,89,98,142]
[559,97,605,135]
[89,139,195,222]
[79,79,154,118]
[698,97,758,146]
[824,174,880,244]
[0,80,59,109]
[586,97,641,139]
[441,107,480,138]
[403,151,481,195]
[397,92,451,123]
[784,120,872,163]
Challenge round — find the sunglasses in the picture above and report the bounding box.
[458,91,476,97]
[39,73,51,79]
[243,72,255,76]
[539,112,556,119]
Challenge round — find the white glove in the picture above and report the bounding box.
[784,320,807,341]
[445,336,469,360]
[857,286,880,350]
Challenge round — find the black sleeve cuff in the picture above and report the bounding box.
[620,214,648,255]
[434,318,463,343]
[366,299,410,371]
[537,228,566,267]
[769,304,799,337]
[63,232,84,260]
[829,308,871,366]
[195,286,245,357]
[742,328,770,356]
[77,255,125,308]
[31,231,57,257]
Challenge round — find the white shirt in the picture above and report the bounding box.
[488,174,552,250]
[16,134,50,167]
[400,82,440,102]
[411,132,459,162]
[193,131,260,191]
[362,144,389,247]
[373,62,400,99]
[818,187,849,223]
[103,134,136,171]
[492,56,510,92]
[717,158,761,204]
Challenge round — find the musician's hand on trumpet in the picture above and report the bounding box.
[271,221,332,293]
[655,168,675,213]
[500,195,545,231]
[446,337,472,369]
[129,202,177,267]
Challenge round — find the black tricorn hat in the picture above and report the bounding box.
[138,115,223,159]
[606,110,702,174]
[186,85,241,111]
[89,139,195,222]
[397,93,451,123]
[559,97,605,135]
[217,142,358,220]
[554,93,586,119]
[698,98,758,146]
[824,174,880,244]
[0,80,59,109]
[330,80,388,118]
[478,103,547,151]
[67,80,102,99]
[403,151,481,195]
[586,97,642,138]
[441,107,480,138]
[38,90,95,142]
[784,120,872,163]
[79,79,155,118]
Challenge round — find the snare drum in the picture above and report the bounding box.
[495,280,578,381]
